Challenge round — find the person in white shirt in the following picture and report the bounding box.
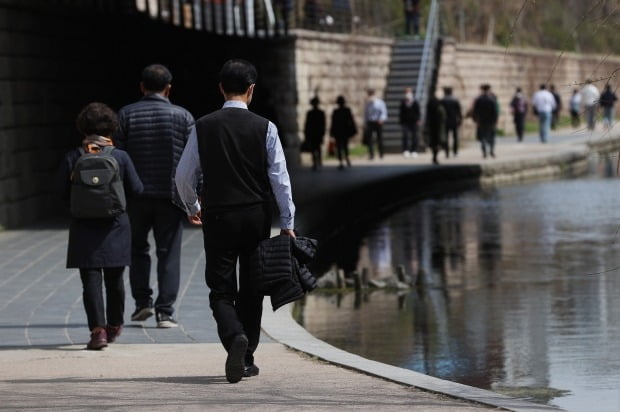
[175,59,295,384]
[580,79,600,131]
[363,89,388,159]
[569,88,582,128]
[531,84,556,143]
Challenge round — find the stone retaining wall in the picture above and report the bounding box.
[292,30,393,149]
[437,38,620,139]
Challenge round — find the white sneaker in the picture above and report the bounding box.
[410,151,418,158]
[403,151,411,158]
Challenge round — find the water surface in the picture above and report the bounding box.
[295,171,620,411]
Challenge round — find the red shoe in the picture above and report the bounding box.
[105,325,123,343]
[86,327,108,350]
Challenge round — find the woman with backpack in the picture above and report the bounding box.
[56,102,143,350]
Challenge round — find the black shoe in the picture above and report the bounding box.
[131,306,154,321]
[226,335,248,383]
[243,364,260,378]
[156,313,178,328]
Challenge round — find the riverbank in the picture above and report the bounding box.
[1,127,616,411]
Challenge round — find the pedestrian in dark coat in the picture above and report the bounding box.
[510,87,528,142]
[399,86,420,157]
[304,96,326,171]
[440,86,462,157]
[330,95,357,169]
[425,95,446,165]
[550,84,562,130]
[56,102,143,350]
[472,84,499,158]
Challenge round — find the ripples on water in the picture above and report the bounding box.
[294,172,620,412]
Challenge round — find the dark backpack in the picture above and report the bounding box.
[70,146,126,219]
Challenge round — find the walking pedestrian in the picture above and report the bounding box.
[403,0,420,37]
[116,64,195,328]
[472,84,499,157]
[425,94,446,165]
[580,79,600,131]
[303,96,326,171]
[440,86,462,157]
[569,88,581,128]
[599,84,617,130]
[363,88,388,160]
[531,84,556,143]
[175,58,296,383]
[510,87,528,142]
[398,87,420,158]
[330,95,357,169]
[56,102,143,350]
[550,84,562,130]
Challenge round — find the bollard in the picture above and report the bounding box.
[361,267,369,288]
[415,268,426,290]
[336,269,345,289]
[396,265,407,283]
[352,271,362,291]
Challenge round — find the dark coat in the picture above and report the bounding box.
[472,94,498,126]
[56,147,143,268]
[330,106,357,142]
[251,234,318,311]
[425,96,446,148]
[304,108,326,149]
[399,98,421,126]
[116,94,194,201]
[440,96,462,128]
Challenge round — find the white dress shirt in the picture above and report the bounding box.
[175,100,295,229]
[365,97,388,122]
[532,89,556,114]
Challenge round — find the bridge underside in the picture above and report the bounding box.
[0,2,294,228]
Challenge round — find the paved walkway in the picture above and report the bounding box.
[2,125,612,411]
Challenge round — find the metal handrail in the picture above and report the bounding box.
[415,0,439,120]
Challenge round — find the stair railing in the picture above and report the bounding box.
[415,0,439,120]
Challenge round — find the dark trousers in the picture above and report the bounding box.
[128,198,185,316]
[365,121,384,159]
[477,124,496,157]
[80,267,125,331]
[335,136,350,165]
[401,123,419,152]
[514,113,526,141]
[445,125,459,156]
[202,203,271,366]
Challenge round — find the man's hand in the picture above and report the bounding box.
[187,210,202,226]
[280,228,296,238]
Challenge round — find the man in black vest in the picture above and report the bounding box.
[116,64,194,329]
[175,59,296,384]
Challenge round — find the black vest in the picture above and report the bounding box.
[195,107,271,210]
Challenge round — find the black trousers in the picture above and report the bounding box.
[128,198,185,316]
[445,125,459,155]
[365,121,384,159]
[80,267,125,331]
[202,203,271,366]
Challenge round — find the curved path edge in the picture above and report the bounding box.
[261,300,562,412]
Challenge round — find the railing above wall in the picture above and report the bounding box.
[133,0,402,38]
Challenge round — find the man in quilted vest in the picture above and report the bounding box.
[116,64,194,329]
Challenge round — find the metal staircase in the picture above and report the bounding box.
[382,39,425,152]
[382,0,440,153]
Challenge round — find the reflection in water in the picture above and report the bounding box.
[296,174,620,412]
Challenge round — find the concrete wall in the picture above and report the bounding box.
[437,38,620,138]
[292,30,393,149]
